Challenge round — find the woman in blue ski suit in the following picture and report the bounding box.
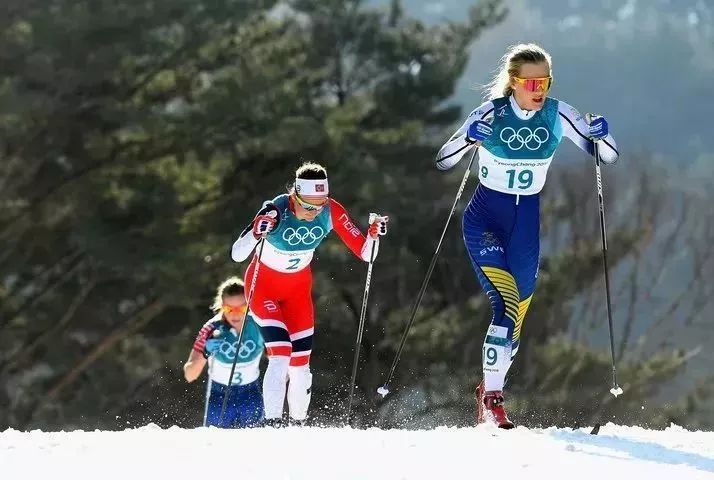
[183,277,265,428]
[436,43,619,428]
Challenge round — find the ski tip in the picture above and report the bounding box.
[376,386,390,398]
[590,423,601,435]
[610,386,624,397]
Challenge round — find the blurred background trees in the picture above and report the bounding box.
[1,0,712,430]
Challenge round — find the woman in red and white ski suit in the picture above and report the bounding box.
[231,162,388,425]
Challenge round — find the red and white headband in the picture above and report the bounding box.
[295,178,329,196]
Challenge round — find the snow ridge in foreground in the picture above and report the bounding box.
[2,423,713,480]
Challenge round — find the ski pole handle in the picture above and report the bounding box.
[585,113,605,146]
[586,113,597,139]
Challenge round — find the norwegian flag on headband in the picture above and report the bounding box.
[295,178,329,195]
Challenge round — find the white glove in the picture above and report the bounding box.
[367,213,389,239]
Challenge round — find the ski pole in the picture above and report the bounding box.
[203,356,214,427]
[587,113,623,398]
[346,214,379,424]
[218,235,267,427]
[377,146,478,398]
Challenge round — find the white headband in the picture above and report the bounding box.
[295,178,329,196]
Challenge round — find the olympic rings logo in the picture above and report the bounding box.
[500,126,550,151]
[219,339,257,360]
[282,226,324,246]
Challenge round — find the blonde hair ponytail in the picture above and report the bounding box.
[485,43,552,100]
[211,276,245,312]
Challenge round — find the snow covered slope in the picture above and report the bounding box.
[2,423,713,479]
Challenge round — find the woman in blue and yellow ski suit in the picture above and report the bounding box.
[436,44,619,428]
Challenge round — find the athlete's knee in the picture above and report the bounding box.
[485,290,507,317]
[479,266,521,328]
[255,315,292,357]
[512,294,533,348]
[289,327,313,367]
[289,354,310,367]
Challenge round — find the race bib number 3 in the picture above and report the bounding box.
[210,356,261,386]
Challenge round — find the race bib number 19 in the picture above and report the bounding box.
[478,148,552,195]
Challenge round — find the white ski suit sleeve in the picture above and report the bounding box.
[230,202,279,262]
[435,101,494,171]
[231,229,259,262]
[557,100,619,164]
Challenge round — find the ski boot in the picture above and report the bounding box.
[476,381,515,429]
[263,417,286,428]
[287,418,306,427]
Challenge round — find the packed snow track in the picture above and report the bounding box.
[2,423,713,479]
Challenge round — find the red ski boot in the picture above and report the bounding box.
[476,381,515,429]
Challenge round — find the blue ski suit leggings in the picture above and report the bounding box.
[205,379,264,428]
[462,184,540,391]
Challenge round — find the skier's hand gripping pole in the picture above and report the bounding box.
[377,146,479,398]
[587,113,623,398]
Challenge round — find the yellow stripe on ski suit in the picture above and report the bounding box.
[482,266,533,343]
[481,267,519,326]
[514,295,533,342]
